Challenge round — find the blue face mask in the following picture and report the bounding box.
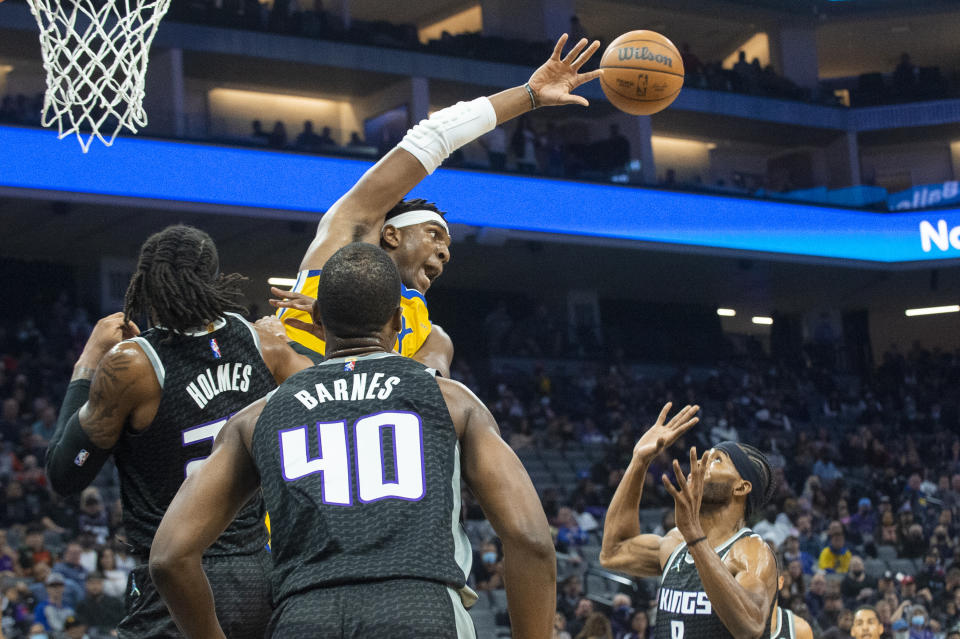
[482,552,497,564]
[31,634,49,639]
[912,615,925,627]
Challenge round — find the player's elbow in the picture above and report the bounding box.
[149,533,193,588]
[503,526,555,565]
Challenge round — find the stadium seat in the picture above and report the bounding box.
[876,545,898,562]
[887,558,916,577]
[864,558,886,579]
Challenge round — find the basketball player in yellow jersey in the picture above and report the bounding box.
[273,33,603,376]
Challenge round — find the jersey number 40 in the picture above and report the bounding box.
[278,410,426,506]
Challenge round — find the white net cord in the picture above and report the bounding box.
[27,0,172,152]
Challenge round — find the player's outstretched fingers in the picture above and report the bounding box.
[656,402,673,426]
[571,40,601,71]
[562,37,589,65]
[551,33,569,60]
[672,459,688,492]
[662,473,681,500]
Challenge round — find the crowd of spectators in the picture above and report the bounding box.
[7,285,960,637]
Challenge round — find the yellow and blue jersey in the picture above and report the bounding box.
[277,269,433,358]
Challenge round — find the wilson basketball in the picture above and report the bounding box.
[600,30,684,116]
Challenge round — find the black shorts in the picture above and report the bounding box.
[269,578,476,639]
[118,550,273,639]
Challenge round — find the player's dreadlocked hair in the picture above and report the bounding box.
[123,225,247,333]
[383,198,447,224]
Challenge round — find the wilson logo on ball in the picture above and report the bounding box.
[618,46,674,67]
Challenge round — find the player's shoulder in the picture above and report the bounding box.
[103,340,155,377]
[727,531,778,573]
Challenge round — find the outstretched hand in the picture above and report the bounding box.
[633,402,700,462]
[663,447,709,543]
[268,286,315,314]
[528,34,603,107]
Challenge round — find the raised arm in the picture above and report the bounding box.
[252,316,314,382]
[298,34,602,271]
[149,400,265,639]
[599,403,699,576]
[664,448,777,639]
[46,313,150,495]
[440,378,555,639]
[411,324,453,377]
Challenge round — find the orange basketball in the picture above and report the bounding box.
[599,30,684,116]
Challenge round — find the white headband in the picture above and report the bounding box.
[382,210,450,236]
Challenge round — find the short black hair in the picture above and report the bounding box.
[124,225,247,332]
[383,198,447,224]
[854,605,879,619]
[316,242,400,338]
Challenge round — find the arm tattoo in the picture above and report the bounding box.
[85,352,138,447]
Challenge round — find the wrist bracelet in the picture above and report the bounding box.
[523,82,537,109]
[687,536,708,548]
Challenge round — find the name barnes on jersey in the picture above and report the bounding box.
[293,372,402,409]
[185,362,255,409]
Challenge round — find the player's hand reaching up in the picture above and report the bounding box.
[528,34,603,107]
[77,312,140,370]
[632,402,700,463]
[663,447,709,544]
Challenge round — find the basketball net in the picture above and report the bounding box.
[27,0,171,152]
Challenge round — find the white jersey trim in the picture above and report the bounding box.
[128,336,165,388]
[226,312,263,358]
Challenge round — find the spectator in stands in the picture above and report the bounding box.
[268,121,288,149]
[557,575,583,620]
[680,43,704,77]
[74,572,123,633]
[575,612,613,639]
[755,504,791,547]
[823,608,854,639]
[317,126,335,147]
[880,510,899,546]
[843,556,876,609]
[609,593,633,637]
[567,598,593,637]
[821,529,853,574]
[808,571,828,619]
[851,498,877,540]
[347,131,366,148]
[31,404,56,446]
[893,53,917,95]
[77,488,109,546]
[250,119,270,144]
[96,548,127,599]
[0,529,18,574]
[33,572,74,632]
[53,544,86,593]
[480,125,508,171]
[63,614,90,639]
[818,592,845,631]
[915,548,945,598]
[511,116,539,174]
[0,398,23,444]
[621,609,650,639]
[294,120,323,151]
[901,524,929,559]
[471,540,504,591]
[907,605,934,639]
[2,579,35,636]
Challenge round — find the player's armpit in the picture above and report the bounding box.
[150,400,265,639]
[412,324,453,377]
[443,379,554,639]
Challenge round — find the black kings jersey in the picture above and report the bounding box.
[655,528,766,639]
[771,606,796,639]
[113,313,275,556]
[251,352,473,606]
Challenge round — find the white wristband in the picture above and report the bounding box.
[397,96,497,175]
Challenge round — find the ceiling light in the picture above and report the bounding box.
[268,277,298,287]
[717,308,736,317]
[752,316,773,325]
[905,305,960,317]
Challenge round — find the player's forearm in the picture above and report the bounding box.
[488,85,536,125]
[502,532,556,639]
[686,544,768,639]
[149,553,226,639]
[601,455,649,551]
